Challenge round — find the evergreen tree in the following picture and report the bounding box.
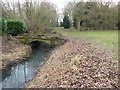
[62,15,70,29]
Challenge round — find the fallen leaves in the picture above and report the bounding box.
[25,40,118,88]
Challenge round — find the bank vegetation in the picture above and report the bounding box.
[0,35,31,71]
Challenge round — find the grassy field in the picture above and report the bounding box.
[53,27,118,50]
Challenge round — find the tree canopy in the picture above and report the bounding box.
[63,1,118,31]
[1,1,58,34]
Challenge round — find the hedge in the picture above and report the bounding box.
[0,19,26,35]
[0,19,7,34]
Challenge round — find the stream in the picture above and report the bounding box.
[0,46,50,88]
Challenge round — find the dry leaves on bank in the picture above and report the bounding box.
[26,40,118,88]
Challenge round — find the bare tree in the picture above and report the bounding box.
[1,1,58,34]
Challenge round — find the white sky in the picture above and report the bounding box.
[50,0,69,13]
[50,0,119,13]
[2,0,119,14]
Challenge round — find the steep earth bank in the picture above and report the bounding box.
[1,35,31,71]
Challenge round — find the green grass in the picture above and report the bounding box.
[53,27,118,49]
[89,68,97,71]
[53,27,65,32]
[108,66,116,70]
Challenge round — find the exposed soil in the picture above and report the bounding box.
[25,40,118,88]
[1,35,32,71]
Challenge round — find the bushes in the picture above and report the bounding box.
[1,19,26,35]
[0,19,7,34]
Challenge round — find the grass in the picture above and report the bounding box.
[89,67,97,71]
[108,66,116,70]
[95,60,101,63]
[112,57,118,60]
[53,27,118,50]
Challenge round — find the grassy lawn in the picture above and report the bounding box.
[53,27,118,50]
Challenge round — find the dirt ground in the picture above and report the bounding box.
[25,40,118,88]
[1,35,31,71]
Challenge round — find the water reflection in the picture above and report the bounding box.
[1,48,49,88]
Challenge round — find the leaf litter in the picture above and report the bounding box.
[25,40,118,88]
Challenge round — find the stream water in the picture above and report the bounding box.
[0,47,50,88]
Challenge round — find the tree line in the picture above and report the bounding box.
[1,1,58,34]
[61,0,118,31]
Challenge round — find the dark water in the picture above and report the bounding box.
[0,47,50,88]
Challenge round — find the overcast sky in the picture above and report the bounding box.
[50,0,69,13]
[50,0,119,13]
[3,0,119,13]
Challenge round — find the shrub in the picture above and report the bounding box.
[0,19,7,34]
[6,19,26,35]
[0,19,2,35]
[1,19,26,35]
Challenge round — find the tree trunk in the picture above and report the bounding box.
[77,19,80,31]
